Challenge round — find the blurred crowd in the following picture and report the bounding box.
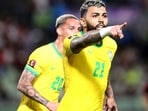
[0,0,148,110]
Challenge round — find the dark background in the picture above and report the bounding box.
[0,0,148,110]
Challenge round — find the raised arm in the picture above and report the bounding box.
[70,22,127,53]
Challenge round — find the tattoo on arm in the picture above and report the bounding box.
[25,85,49,106]
[17,70,49,106]
[71,30,101,53]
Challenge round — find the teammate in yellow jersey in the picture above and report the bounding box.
[16,14,81,111]
[57,0,127,111]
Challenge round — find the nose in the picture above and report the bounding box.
[75,29,79,33]
[98,16,103,22]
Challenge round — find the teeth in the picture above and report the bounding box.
[96,26,103,29]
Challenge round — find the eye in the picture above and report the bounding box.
[103,14,108,18]
[78,27,82,31]
[69,26,75,30]
[92,14,98,18]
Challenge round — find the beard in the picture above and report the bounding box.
[86,21,106,31]
[86,22,96,31]
[85,21,106,46]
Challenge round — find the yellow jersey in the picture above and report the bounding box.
[17,43,64,111]
[58,34,117,111]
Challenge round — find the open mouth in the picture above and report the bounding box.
[96,24,104,29]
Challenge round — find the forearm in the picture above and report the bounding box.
[71,29,102,53]
[71,23,127,53]
[71,26,114,53]
[22,85,49,106]
[105,81,114,97]
[17,70,49,107]
[105,81,118,111]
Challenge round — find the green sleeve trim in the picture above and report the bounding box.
[25,65,39,77]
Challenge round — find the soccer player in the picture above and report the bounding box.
[16,14,81,111]
[57,0,127,111]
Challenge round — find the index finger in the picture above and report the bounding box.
[120,22,127,29]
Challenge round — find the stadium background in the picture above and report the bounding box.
[0,0,148,110]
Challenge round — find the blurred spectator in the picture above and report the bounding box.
[142,83,148,111]
[110,45,145,96]
[0,0,148,110]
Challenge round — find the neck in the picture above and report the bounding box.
[54,36,63,54]
[83,27,87,32]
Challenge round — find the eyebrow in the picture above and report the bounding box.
[91,12,108,15]
[91,12,107,15]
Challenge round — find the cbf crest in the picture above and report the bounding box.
[107,51,113,61]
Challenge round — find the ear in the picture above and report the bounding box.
[80,18,86,27]
[56,27,62,36]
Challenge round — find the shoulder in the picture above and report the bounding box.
[28,43,53,59]
[32,43,52,54]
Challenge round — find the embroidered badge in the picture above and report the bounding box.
[28,60,36,68]
[108,51,113,61]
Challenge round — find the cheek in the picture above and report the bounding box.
[87,19,97,27]
[85,16,96,26]
[63,30,73,37]
[67,30,72,35]
[104,19,108,26]
[73,29,79,34]
[68,30,78,35]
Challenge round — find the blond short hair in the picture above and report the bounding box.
[55,14,79,28]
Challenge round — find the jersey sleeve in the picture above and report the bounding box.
[24,48,45,77]
[63,32,83,56]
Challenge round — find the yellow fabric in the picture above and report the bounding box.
[58,35,117,111]
[17,43,64,111]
